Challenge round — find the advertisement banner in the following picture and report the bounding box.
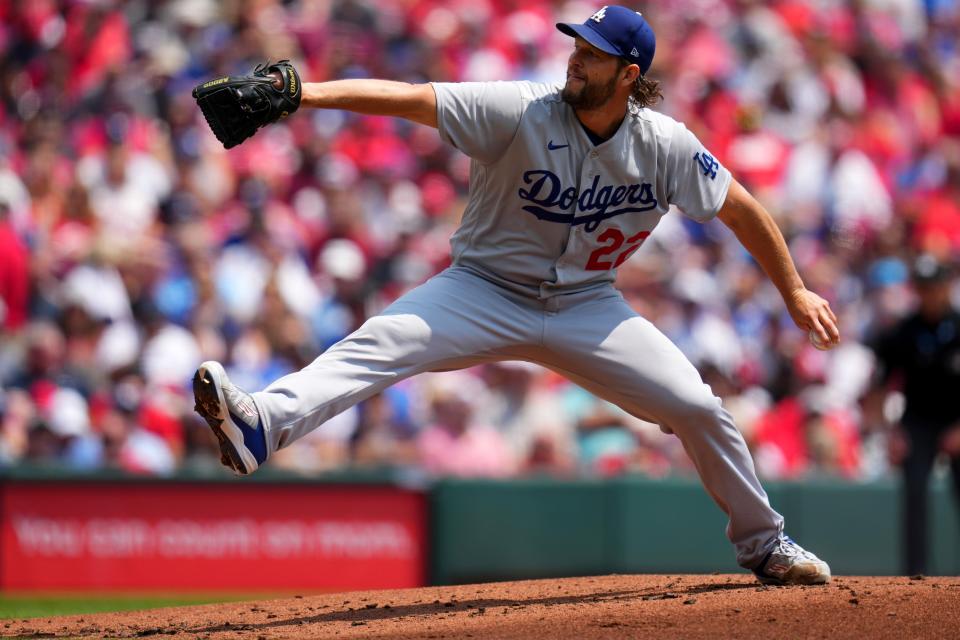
[0,481,427,591]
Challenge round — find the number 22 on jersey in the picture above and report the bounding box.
[585,228,651,270]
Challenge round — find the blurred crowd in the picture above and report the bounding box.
[1,0,959,481]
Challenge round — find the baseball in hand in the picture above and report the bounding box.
[808,330,833,351]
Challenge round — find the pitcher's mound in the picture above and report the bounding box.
[5,574,958,639]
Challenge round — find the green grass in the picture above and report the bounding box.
[0,594,253,620]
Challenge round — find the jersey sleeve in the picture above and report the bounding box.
[431,81,525,165]
[663,121,732,222]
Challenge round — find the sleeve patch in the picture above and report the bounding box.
[694,150,719,180]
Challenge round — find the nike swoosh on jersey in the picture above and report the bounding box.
[547,140,569,151]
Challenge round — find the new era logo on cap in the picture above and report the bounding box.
[557,4,657,74]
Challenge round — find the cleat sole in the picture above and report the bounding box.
[192,368,249,475]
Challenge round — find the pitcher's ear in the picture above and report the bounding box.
[622,63,641,85]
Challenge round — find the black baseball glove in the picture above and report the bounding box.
[192,60,302,149]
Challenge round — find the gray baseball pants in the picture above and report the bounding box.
[250,266,783,568]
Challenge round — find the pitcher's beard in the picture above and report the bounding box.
[561,75,618,110]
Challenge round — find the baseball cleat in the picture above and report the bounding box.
[193,361,268,476]
[753,534,831,586]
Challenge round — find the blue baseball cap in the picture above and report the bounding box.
[557,5,656,75]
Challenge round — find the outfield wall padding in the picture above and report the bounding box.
[1,469,955,591]
[430,476,959,583]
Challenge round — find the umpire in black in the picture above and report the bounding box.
[871,254,960,575]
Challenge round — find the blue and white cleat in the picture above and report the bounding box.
[192,361,267,476]
[753,534,831,586]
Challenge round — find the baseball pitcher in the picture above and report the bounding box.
[192,5,840,585]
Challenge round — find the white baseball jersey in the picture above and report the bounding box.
[431,81,732,297]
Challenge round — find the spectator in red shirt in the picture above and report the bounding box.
[0,202,28,330]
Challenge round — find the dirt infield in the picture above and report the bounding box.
[5,574,959,639]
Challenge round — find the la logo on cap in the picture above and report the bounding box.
[590,6,607,22]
